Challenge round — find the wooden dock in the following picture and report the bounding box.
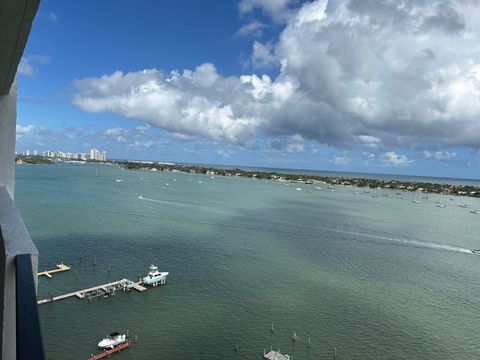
[37,262,71,278]
[132,282,147,292]
[37,279,147,305]
[87,341,130,360]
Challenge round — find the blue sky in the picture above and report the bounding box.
[16,0,480,178]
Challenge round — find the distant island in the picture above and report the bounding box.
[14,154,480,198]
[117,160,480,198]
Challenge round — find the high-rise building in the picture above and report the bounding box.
[90,149,107,161]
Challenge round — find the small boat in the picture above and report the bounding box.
[412,190,421,203]
[471,249,480,254]
[460,204,468,208]
[115,179,123,183]
[98,332,127,349]
[295,187,302,191]
[470,209,480,214]
[142,265,169,286]
[436,204,445,208]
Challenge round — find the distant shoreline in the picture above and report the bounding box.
[15,155,480,197]
[118,160,480,198]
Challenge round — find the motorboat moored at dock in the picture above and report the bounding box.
[98,332,127,349]
[142,265,169,286]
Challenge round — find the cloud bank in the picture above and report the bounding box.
[73,0,480,156]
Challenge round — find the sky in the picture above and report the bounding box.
[16,0,480,178]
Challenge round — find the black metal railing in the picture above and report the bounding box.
[16,254,44,360]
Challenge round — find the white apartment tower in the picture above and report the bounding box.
[90,148,107,161]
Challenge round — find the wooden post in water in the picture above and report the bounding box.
[334,347,337,360]
[134,334,138,343]
[271,322,274,333]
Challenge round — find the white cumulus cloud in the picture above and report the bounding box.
[73,0,480,154]
[382,151,414,166]
[423,150,457,160]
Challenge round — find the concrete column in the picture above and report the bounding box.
[0,79,16,199]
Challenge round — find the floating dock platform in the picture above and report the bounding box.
[37,262,71,278]
[87,341,130,360]
[37,279,149,305]
[264,350,291,360]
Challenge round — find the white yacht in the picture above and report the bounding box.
[142,265,169,286]
[98,332,127,349]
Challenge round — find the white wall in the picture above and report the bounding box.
[0,80,16,199]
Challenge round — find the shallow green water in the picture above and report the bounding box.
[14,164,480,359]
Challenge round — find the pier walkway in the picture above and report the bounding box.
[37,279,147,305]
[87,341,130,360]
[37,262,70,278]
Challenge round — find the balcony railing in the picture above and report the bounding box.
[0,186,43,359]
[16,254,44,359]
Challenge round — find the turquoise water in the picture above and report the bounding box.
[14,164,480,359]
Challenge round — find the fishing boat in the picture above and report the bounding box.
[98,332,127,349]
[142,265,169,286]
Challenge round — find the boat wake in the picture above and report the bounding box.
[138,195,171,204]
[335,228,473,254]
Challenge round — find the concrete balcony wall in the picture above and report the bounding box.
[0,80,16,199]
[0,186,39,359]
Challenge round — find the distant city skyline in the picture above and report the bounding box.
[15,1,480,179]
[17,148,107,161]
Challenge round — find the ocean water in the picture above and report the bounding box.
[14,164,480,359]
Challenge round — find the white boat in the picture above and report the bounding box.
[470,209,480,214]
[98,332,126,349]
[460,204,468,208]
[412,190,421,204]
[142,265,169,286]
[436,204,445,208]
